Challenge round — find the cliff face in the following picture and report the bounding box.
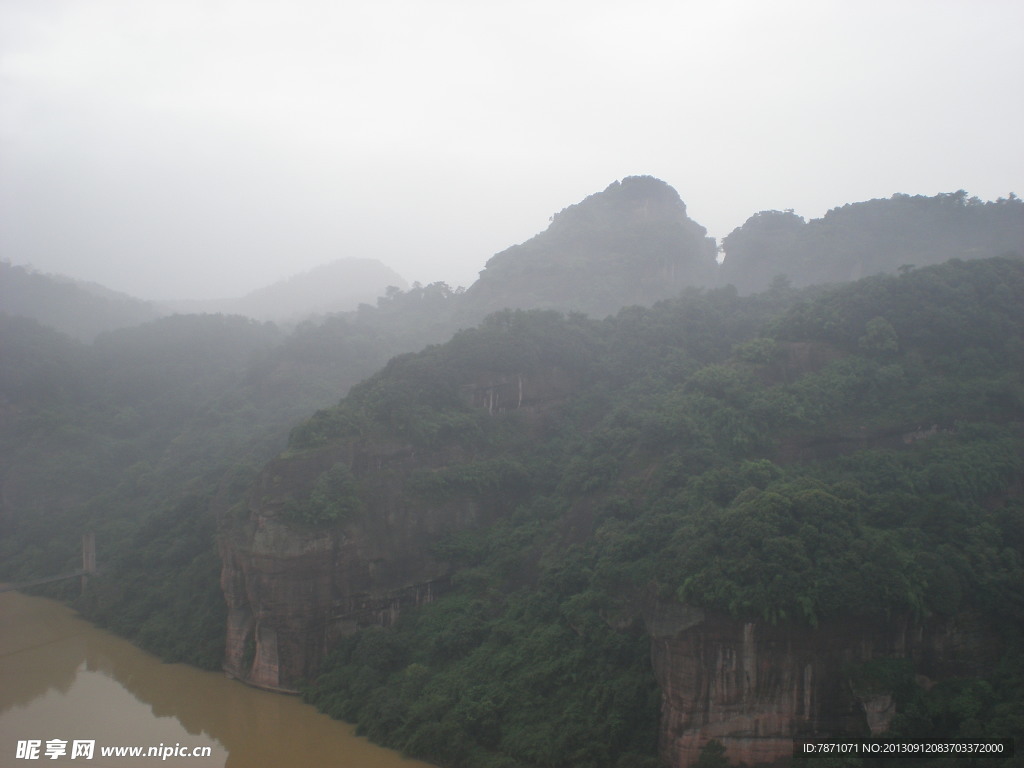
[220,366,578,691]
[216,257,1022,761]
[459,176,719,321]
[222,355,1010,757]
[220,440,473,690]
[647,606,1002,767]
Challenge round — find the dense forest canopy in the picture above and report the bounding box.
[720,190,1024,294]
[291,256,1024,767]
[1,177,1022,768]
[0,305,439,665]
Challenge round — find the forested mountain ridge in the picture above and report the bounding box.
[0,261,160,341]
[223,255,1024,768]
[0,257,409,339]
[0,309,433,665]
[158,257,409,323]
[719,190,1024,294]
[4,181,1019,345]
[2,177,1023,768]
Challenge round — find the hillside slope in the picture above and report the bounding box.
[0,262,159,341]
[4,179,1023,768]
[458,176,718,322]
[160,258,408,323]
[719,191,1024,294]
[223,256,1024,767]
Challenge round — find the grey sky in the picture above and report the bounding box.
[1,0,1021,300]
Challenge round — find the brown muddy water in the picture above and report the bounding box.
[0,590,436,768]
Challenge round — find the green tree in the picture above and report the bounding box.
[859,316,899,356]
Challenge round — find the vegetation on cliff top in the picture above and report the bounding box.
[458,176,720,320]
[720,190,1024,294]
[301,255,1024,767]
[2,177,1022,766]
[0,309,419,666]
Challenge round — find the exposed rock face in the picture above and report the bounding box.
[220,440,470,691]
[220,367,577,691]
[647,607,1001,767]
[459,176,719,321]
[219,328,1011,762]
[459,366,577,415]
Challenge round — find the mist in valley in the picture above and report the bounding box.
[2,3,1023,768]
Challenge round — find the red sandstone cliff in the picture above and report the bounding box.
[646,603,1002,767]
[219,367,577,691]
[218,355,1008,765]
[219,439,473,691]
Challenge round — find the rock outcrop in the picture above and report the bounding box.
[459,176,719,321]
[220,366,578,691]
[647,606,1002,767]
[220,439,470,691]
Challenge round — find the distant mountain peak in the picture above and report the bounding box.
[459,176,718,320]
[159,258,408,323]
[547,175,700,234]
[608,174,686,202]
[0,261,158,342]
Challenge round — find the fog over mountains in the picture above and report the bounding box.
[3,177,1021,343]
[2,175,1024,768]
[0,257,408,341]
[157,257,408,323]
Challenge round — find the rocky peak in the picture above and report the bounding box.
[459,176,719,321]
[547,175,696,232]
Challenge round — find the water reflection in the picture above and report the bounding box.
[0,591,435,768]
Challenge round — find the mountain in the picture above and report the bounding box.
[458,176,718,322]
[4,178,1024,768]
[719,190,1024,294]
[0,262,160,341]
[0,257,408,342]
[0,307,421,667]
[224,256,1024,768]
[159,257,408,323]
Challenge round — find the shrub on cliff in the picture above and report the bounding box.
[280,463,362,527]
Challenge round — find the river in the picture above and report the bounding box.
[0,590,436,768]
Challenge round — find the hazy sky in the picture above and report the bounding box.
[1,0,1022,300]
